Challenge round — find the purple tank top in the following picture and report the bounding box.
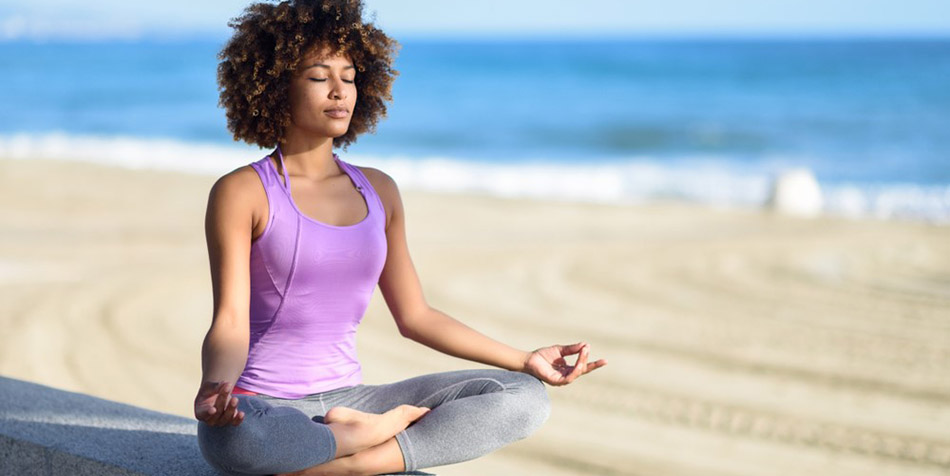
[235,150,387,399]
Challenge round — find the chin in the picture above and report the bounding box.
[309,125,349,139]
[330,125,351,137]
[328,129,349,139]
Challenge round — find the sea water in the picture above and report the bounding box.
[1,37,948,222]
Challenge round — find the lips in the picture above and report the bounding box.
[324,107,348,118]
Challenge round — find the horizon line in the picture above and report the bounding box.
[4,29,950,44]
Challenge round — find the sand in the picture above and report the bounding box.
[1,156,949,476]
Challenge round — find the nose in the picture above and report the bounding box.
[329,78,346,100]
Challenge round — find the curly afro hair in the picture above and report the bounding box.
[216,0,400,151]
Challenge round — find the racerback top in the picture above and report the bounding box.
[234,150,388,399]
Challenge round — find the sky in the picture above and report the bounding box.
[1,0,949,41]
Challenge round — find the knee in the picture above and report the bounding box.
[508,372,551,439]
[196,397,268,474]
[198,422,264,474]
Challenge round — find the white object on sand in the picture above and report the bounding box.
[767,168,824,218]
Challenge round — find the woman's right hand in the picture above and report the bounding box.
[194,381,245,427]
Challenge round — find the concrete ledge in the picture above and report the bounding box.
[0,376,434,475]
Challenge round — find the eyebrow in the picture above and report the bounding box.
[304,63,355,71]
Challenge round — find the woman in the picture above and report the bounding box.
[194,1,608,475]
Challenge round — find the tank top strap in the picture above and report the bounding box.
[334,155,366,191]
[275,148,292,190]
[334,155,386,218]
[250,154,282,190]
[255,149,383,221]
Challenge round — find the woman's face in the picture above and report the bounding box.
[286,46,358,141]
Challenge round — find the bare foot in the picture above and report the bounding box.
[325,405,430,458]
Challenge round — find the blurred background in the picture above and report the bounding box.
[1,0,949,220]
[1,1,949,476]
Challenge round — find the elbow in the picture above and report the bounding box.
[397,322,417,340]
[395,307,431,341]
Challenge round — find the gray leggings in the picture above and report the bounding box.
[196,368,551,475]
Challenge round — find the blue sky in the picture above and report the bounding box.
[1,0,948,41]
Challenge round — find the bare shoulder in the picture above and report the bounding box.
[208,164,267,236]
[210,165,262,203]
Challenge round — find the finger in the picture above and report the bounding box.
[566,345,590,383]
[205,392,226,426]
[199,396,223,423]
[583,358,608,374]
[211,396,238,427]
[205,404,222,426]
[560,342,586,356]
[219,396,240,425]
[211,382,228,408]
[208,384,232,426]
[232,410,245,426]
[196,403,215,421]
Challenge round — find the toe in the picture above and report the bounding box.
[400,405,430,421]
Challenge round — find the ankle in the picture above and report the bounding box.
[341,453,373,476]
[349,438,406,476]
[278,455,360,476]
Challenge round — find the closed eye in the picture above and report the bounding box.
[309,78,355,84]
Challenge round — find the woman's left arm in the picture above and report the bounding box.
[369,169,607,385]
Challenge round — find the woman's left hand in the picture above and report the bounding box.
[521,342,607,386]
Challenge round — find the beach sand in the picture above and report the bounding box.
[1,156,949,476]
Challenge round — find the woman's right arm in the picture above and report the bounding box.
[194,170,256,426]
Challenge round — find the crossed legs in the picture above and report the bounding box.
[197,369,551,475]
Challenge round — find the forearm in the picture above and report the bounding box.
[200,319,249,387]
[403,307,531,372]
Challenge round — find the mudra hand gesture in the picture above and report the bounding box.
[522,342,607,386]
[195,381,245,427]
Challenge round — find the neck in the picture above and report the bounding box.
[275,133,338,181]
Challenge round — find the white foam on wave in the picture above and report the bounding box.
[2,132,948,225]
[0,132,255,176]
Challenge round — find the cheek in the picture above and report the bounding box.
[288,86,306,113]
[290,89,321,117]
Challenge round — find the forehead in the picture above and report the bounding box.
[300,45,353,65]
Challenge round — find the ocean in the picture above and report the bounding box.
[1,37,948,223]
